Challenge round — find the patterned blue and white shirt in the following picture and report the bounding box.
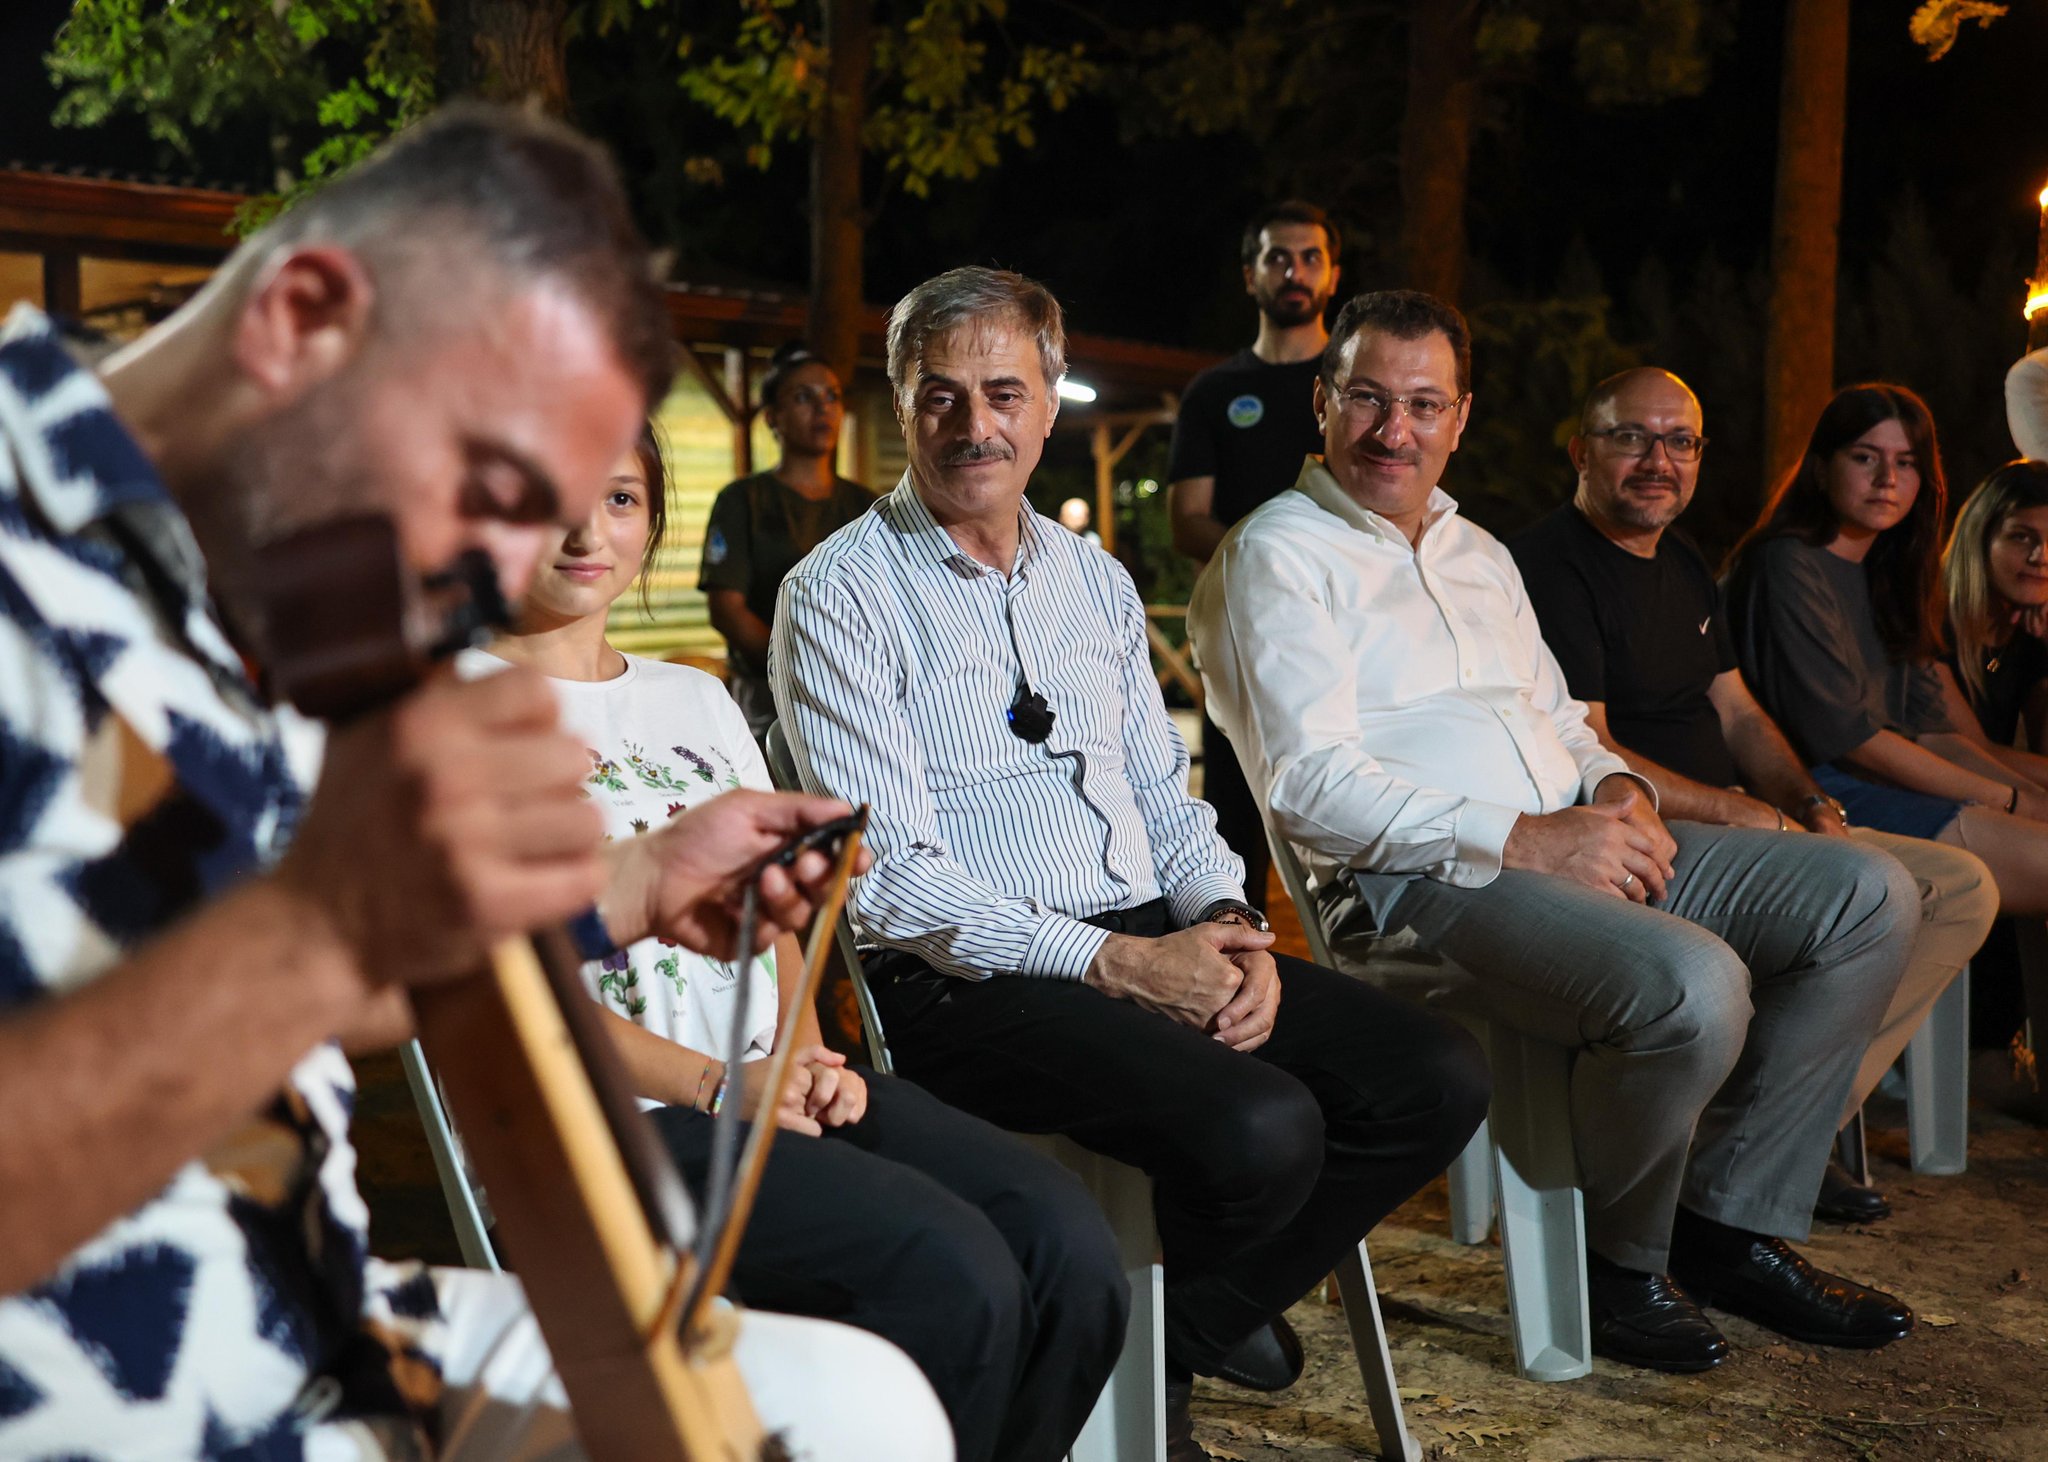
[772,474,1245,981]
[0,307,439,1460]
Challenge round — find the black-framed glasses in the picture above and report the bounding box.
[1585,427,1708,463]
[1333,387,1468,429]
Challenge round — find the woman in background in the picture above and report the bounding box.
[1941,459,2048,762]
[1726,384,2048,917]
[473,421,1124,1462]
[699,342,876,737]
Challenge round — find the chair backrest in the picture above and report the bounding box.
[763,721,895,1075]
[1263,818,1337,969]
[399,1038,501,1271]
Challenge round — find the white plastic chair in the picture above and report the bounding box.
[1265,825,1594,1383]
[1837,966,1973,1182]
[764,722,1423,1462]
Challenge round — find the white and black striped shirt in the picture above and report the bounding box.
[772,475,1245,980]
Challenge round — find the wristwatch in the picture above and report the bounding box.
[1199,898,1270,933]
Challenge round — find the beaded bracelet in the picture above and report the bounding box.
[709,1076,730,1117]
[691,1063,717,1113]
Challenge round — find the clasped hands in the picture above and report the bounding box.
[1502,775,1678,903]
[1086,919,1281,1053]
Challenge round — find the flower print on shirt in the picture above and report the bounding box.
[674,744,744,792]
[588,749,629,793]
[597,960,647,1019]
[623,742,700,794]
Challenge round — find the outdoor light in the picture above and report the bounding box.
[2026,182,2048,322]
[1058,377,1099,403]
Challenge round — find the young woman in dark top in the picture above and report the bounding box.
[1941,460,2048,760]
[1725,385,2048,915]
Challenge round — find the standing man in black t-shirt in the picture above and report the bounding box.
[702,342,877,738]
[1510,367,1996,1225]
[1168,200,1341,908]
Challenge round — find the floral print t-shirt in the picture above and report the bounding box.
[461,651,780,1079]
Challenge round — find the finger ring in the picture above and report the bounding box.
[1620,873,1636,889]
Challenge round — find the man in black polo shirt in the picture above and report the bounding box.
[1169,200,1341,907]
[1510,367,1996,1223]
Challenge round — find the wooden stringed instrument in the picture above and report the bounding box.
[249,516,866,1461]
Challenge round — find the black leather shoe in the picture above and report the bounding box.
[1202,1315,1305,1392]
[1672,1235,1914,1349]
[1813,1159,1891,1224]
[1165,1374,1208,1462]
[1585,1251,1729,1373]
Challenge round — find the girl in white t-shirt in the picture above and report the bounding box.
[476,422,1124,1462]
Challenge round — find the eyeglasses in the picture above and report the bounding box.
[1332,387,1468,429]
[1584,427,1708,463]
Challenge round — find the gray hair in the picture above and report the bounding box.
[885,266,1066,404]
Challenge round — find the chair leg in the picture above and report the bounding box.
[1036,1139,1166,1462]
[1487,1025,1591,1382]
[1335,1242,1423,1462]
[400,1039,498,1272]
[1835,1108,1869,1187]
[1446,1118,1495,1245]
[1904,965,1971,1175]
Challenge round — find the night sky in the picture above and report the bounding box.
[4,0,2044,351]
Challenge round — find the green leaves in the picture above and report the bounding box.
[676,0,1101,197]
[48,0,436,229]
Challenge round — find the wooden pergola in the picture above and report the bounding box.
[0,167,1221,699]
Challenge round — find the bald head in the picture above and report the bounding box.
[1569,367,1707,548]
[1580,368,1701,435]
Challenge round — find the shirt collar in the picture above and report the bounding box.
[0,304,171,534]
[1293,455,1460,548]
[882,471,1043,578]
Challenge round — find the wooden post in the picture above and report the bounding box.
[1761,0,1851,488]
[809,0,874,385]
[724,348,753,478]
[1093,419,1115,555]
[41,250,81,319]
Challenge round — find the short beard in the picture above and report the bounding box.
[1601,487,1686,532]
[205,365,383,631]
[1256,285,1328,329]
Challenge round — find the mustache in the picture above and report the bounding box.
[1624,472,1679,490]
[939,440,1016,466]
[1356,441,1422,467]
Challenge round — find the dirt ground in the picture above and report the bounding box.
[349,863,2048,1461]
[1197,1084,2048,1461]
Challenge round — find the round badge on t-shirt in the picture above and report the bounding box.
[1226,394,1265,429]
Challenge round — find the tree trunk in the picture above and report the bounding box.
[809,0,874,384]
[437,0,572,115]
[1762,0,1850,487]
[1397,0,1480,304]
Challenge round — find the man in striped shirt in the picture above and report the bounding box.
[772,266,1490,1458]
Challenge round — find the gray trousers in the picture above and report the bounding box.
[1324,822,1918,1273]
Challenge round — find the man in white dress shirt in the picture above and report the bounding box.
[1189,289,1925,1374]
[773,267,1490,1459]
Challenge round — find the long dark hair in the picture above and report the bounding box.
[1725,383,1948,661]
[631,417,670,616]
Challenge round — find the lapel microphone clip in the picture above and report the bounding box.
[1008,684,1056,744]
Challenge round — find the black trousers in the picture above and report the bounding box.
[868,901,1491,1372]
[651,1075,1126,1462]
[1201,714,1271,914]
